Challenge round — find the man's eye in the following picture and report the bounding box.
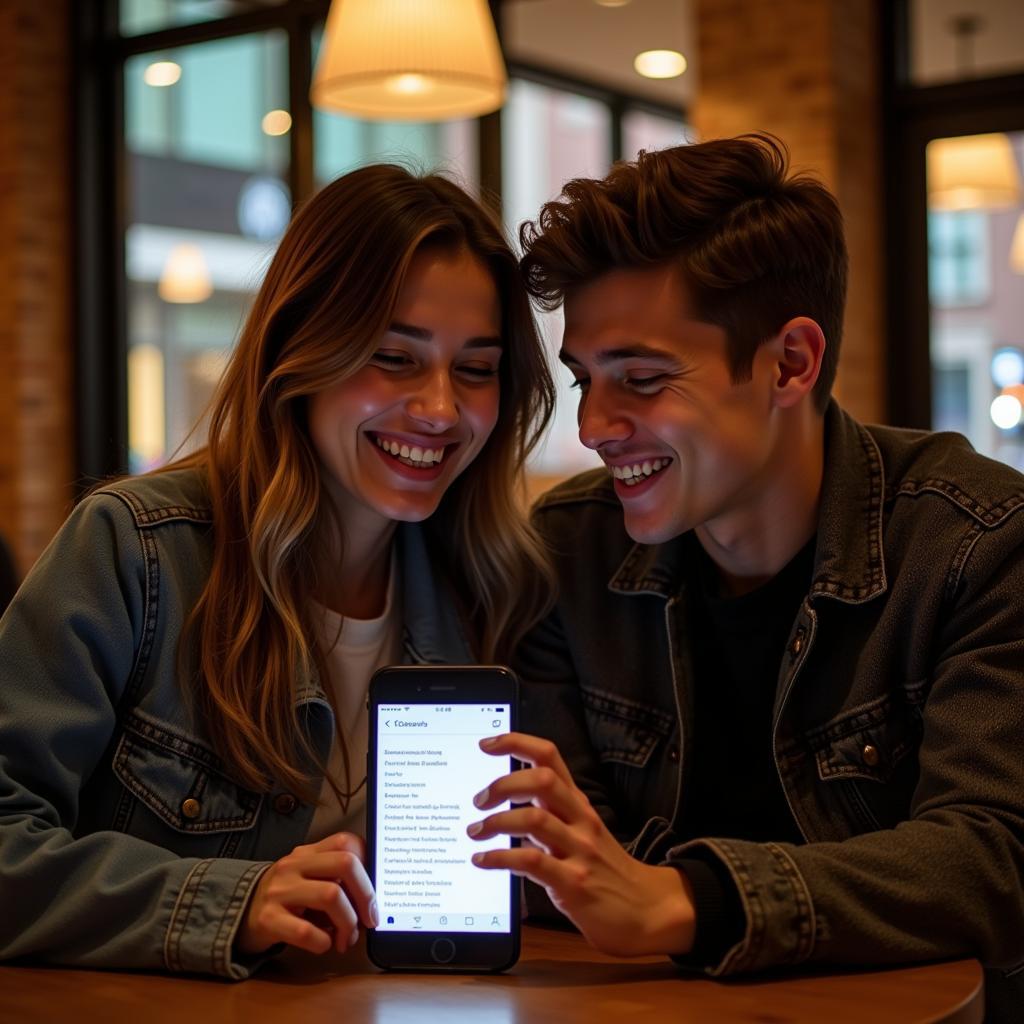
[568,377,590,391]
[625,374,666,390]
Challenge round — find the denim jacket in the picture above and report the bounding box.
[0,467,472,978]
[518,402,1024,1017]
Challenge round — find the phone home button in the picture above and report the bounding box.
[430,938,457,964]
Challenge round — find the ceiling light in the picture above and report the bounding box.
[633,50,687,80]
[159,244,212,304]
[143,61,181,87]
[311,0,506,121]
[927,133,1021,211]
[261,109,292,136]
[990,393,1023,431]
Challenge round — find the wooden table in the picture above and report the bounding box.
[0,925,984,1024]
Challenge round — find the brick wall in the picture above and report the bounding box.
[692,0,885,423]
[0,0,75,580]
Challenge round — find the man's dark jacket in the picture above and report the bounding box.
[519,401,1024,1021]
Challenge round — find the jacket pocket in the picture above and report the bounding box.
[580,685,674,768]
[807,694,922,833]
[112,709,262,835]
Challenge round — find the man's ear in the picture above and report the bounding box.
[770,317,826,409]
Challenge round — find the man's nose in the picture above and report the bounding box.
[407,371,459,430]
[577,388,633,450]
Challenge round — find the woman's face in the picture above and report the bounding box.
[309,246,503,537]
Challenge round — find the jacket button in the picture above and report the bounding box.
[862,744,880,767]
[181,798,201,819]
[789,631,804,656]
[668,746,680,763]
[274,793,298,815]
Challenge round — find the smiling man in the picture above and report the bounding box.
[467,135,1024,1021]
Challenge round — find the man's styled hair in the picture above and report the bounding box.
[520,133,848,410]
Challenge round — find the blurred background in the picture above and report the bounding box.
[1,0,1023,583]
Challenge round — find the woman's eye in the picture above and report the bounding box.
[371,351,411,368]
[568,376,590,392]
[458,364,499,379]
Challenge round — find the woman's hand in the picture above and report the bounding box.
[467,733,696,958]
[236,832,378,956]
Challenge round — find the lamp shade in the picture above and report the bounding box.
[310,0,507,121]
[927,133,1022,211]
[158,243,212,303]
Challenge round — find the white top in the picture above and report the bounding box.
[306,558,402,843]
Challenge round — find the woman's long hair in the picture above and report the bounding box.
[166,165,555,800]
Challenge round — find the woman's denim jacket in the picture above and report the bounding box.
[518,402,1024,1017]
[0,468,473,978]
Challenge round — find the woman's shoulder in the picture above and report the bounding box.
[92,465,213,528]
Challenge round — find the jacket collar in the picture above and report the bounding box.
[608,401,888,605]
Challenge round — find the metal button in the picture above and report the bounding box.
[181,798,201,819]
[789,630,805,656]
[668,746,680,763]
[862,744,880,767]
[274,793,297,815]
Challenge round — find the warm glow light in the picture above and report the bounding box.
[261,109,292,136]
[633,50,688,80]
[388,73,431,96]
[159,244,212,304]
[143,61,182,87]
[1011,213,1024,274]
[990,393,1023,431]
[311,0,506,121]
[595,0,632,6]
[129,344,166,466]
[927,133,1021,211]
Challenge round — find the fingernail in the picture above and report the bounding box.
[473,787,489,808]
[369,898,380,928]
[472,852,486,866]
[466,821,483,836]
[480,736,499,750]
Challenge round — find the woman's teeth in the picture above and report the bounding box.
[374,435,445,468]
[610,458,670,486]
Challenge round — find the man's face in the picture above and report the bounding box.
[561,263,784,546]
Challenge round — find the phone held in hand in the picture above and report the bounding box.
[366,665,520,972]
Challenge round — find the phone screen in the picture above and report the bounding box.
[373,701,512,935]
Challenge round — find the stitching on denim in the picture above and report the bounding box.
[706,840,765,971]
[100,486,212,527]
[580,686,674,732]
[213,863,263,975]
[765,843,816,963]
[945,523,984,606]
[894,480,1024,526]
[165,858,210,972]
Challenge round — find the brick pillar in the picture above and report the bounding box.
[692,0,885,423]
[0,0,75,578]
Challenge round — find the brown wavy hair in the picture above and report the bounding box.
[520,133,848,411]
[165,165,555,801]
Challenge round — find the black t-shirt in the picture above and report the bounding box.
[675,532,815,963]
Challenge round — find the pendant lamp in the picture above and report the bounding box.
[310,0,507,122]
[927,133,1022,212]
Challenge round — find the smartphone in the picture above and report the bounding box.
[366,664,519,972]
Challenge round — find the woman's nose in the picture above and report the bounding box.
[406,371,458,430]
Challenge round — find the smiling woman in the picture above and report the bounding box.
[0,165,555,977]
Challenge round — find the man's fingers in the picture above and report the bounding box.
[468,806,577,856]
[471,845,575,892]
[473,765,586,821]
[479,732,573,783]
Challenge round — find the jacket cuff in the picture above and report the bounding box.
[664,838,816,975]
[164,859,274,979]
[671,857,746,966]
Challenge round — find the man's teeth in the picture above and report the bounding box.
[374,435,445,466]
[610,458,670,486]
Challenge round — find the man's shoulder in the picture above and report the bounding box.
[530,468,634,560]
[867,422,1024,527]
[532,467,620,513]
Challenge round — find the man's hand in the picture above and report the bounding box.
[467,732,696,958]
[236,832,378,956]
